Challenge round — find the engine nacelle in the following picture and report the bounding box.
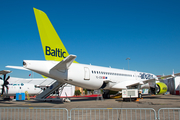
[150,82,167,95]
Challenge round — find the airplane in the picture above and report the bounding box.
[6,8,180,98]
[0,70,42,99]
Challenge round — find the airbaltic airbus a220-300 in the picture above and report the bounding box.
[7,8,180,98]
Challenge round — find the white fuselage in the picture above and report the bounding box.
[23,60,157,91]
[0,83,42,96]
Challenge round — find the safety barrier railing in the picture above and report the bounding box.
[0,107,68,120]
[158,108,180,120]
[1,107,180,120]
[70,108,156,120]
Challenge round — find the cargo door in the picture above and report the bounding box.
[84,67,90,80]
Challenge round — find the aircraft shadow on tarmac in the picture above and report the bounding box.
[0,96,101,105]
[23,97,99,104]
[69,97,99,102]
[1,95,180,104]
[142,95,180,100]
[0,101,15,104]
[25,100,64,104]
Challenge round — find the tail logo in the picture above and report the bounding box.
[45,46,66,58]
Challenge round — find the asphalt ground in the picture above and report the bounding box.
[0,94,180,112]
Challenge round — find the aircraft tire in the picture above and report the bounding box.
[102,90,110,99]
[138,93,142,98]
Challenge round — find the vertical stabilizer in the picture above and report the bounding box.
[33,8,69,61]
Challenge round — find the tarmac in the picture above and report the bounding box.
[0,94,180,112]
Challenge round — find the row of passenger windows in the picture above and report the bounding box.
[91,70,132,77]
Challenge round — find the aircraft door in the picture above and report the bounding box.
[84,67,90,80]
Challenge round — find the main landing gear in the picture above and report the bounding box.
[102,90,110,99]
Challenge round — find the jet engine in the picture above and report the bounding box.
[150,82,167,95]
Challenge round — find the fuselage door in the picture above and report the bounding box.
[84,67,90,80]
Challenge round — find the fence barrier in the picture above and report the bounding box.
[70,108,156,120]
[158,108,180,120]
[1,107,180,120]
[0,107,68,120]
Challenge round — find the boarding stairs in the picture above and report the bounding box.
[35,81,65,101]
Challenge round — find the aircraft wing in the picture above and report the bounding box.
[141,72,180,84]
[112,72,180,90]
[175,73,180,76]
[112,80,144,90]
[158,73,180,80]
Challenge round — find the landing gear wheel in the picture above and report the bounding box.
[102,90,110,99]
[138,93,142,98]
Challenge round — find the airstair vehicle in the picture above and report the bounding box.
[35,81,68,102]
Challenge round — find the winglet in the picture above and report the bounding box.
[172,69,175,77]
[51,55,76,71]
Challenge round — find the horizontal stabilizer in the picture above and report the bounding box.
[51,55,76,71]
[6,66,30,71]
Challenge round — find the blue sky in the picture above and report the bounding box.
[0,0,180,78]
